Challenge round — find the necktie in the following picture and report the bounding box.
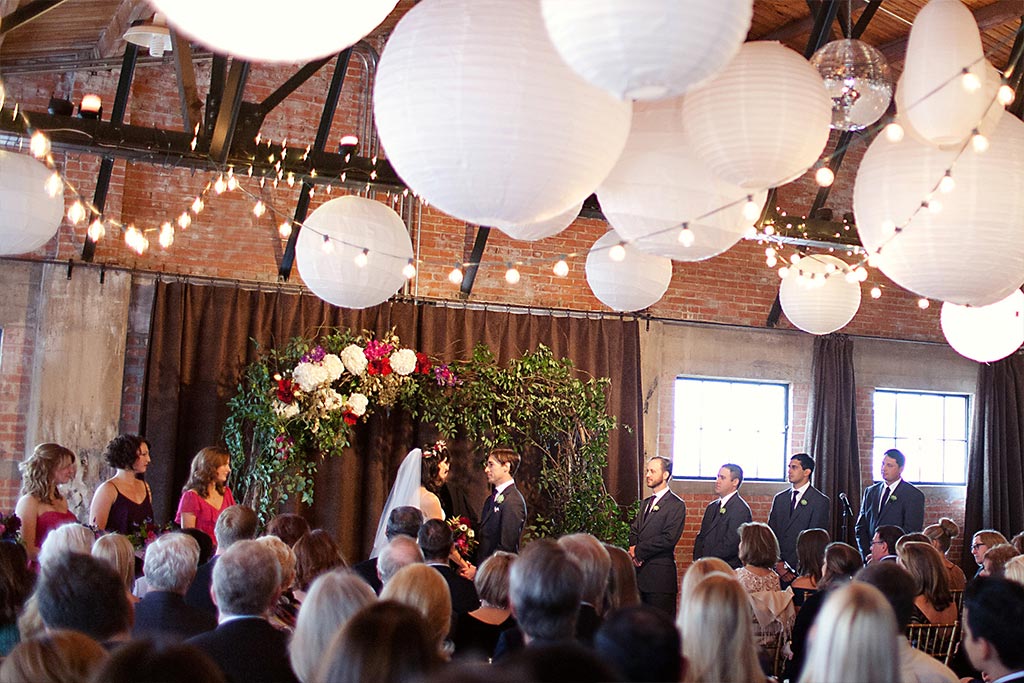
[644,497,655,520]
[791,489,799,512]
[878,486,891,515]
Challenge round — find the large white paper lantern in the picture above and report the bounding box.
[854,112,1024,306]
[941,290,1024,362]
[899,0,988,146]
[374,0,632,229]
[585,231,672,311]
[539,0,752,100]
[682,41,832,189]
[151,0,397,63]
[597,97,766,261]
[0,151,64,256]
[498,202,582,241]
[779,255,862,334]
[296,196,412,309]
[896,61,1004,150]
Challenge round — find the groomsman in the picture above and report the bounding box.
[692,463,752,568]
[477,447,527,562]
[855,448,925,558]
[768,453,830,576]
[628,457,686,616]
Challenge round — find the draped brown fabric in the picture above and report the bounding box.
[963,353,1024,572]
[805,334,861,545]
[140,280,642,562]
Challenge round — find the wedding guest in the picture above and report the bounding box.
[897,541,958,624]
[791,528,829,607]
[557,533,611,642]
[1012,530,1024,555]
[353,506,423,594]
[133,533,215,642]
[676,556,732,625]
[35,553,132,646]
[91,640,225,683]
[0,542,32,656]
[0,630,107,683]
[981,543,1019,578]
[184,504,257,618]
[15,443,78,563]
[255,535,299,631]
[265,513,310,547]
[1004,555,1024,586]
[923,517,967,590]
[91,533,138,604]
[181,526,214,566]
[505,540,583,651]
[175,447,235,549]
[969,529,1008,577]
[293,529,346,602]
[377,535,424,588]
[89,434,153,535]
[381,563,453,656]
[735,522,782,593]
[961,578,1024,683]
[16,523,97,642]
[594,605,684,683]
[603,544,641,612]
[452,551,517,660]
[418,519,480,615]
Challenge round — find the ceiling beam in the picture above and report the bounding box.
[0,0,70,36]
[879,0,1024,62]
[208,59,250,163]
[171,29,203,134]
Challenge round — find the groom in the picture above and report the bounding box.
[477,447,527,562]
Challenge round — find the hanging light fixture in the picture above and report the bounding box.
[810,38,892,131]
[123,13,173,58]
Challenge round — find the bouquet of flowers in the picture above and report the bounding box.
[0,512,21,542]
[446,515,477,559]
[125,519,176,552]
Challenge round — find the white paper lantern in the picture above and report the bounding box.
[682,41,832,189]
[597,97,766,261]
[585,230,672,311]
[498,202,582,241]
[296,196,412,309]
[899,0,988,146]
[941,290,1024,362]
[374,0,632,229]
[151,0,397,63]
[779,255,862,334]
[539,0,752,100]
[854,112,1024,306]
[0,151,64,256]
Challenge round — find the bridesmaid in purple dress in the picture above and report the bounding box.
[175,447,235,550]
[89,434,154,534]
[15,443,78,562]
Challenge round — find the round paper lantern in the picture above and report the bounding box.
[941,290,1024,362]
[151,0,397,63]
[374,0,632,229]
[597,97,766,261]
[779,255,862,334]
[682,41,832,189]
[896,60,1003,149]
[854,112,1024,306]
[296,196,413,309]
[498,201,582,241]
[539,0,752,100]
[585,231,672,311]
[810,38,892,131]
[899,0,988,146]
[0,151,64,256]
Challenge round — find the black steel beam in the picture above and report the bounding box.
[82,42,139,262]
[460,226,490,296]
[803,0,841,58]
[0,0,70,35]
[260,56,334,112]
[1004,16,1024,118]
[851,0,885,39]
[808,130,855,216]
[203,54,228,137]
[171,29,203,134]
[209,60,250,163]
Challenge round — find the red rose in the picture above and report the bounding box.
[415,352,432,374]
[343,411,358,426]
[276,378,295,403]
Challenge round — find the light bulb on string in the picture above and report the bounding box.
[609,242,627,262]
[67,201,86,225]
[159,222,174,248]
[191,197,205,214]
[227,174,238,192]
[354,248,369,268]
[766,254,778,268]
[870,286,882,299]
[844,270,859,283]
[884,121,904,142]
[45,172,63,198]
[278,221,292,238]
[553,259,569,277]
[178,212,192,230]
[926,198,943,214]
[448,265,464,285]
[677,224,695,247]
[918,298,930,309]
[214,175,227,194]
[790,253,802,265]
[402,259,417,279]
[505,265,521,284]
[742,196,761,222]
[815,166,835,187]
[856,267,869,282]
[764,224,775,236]
[961,69,982,92]
[998,83,1015,106]
[253,200,266,217]
[30,131,50,158]
[87,219,105,242]
[778,266,790,279]
[938,171,956,194]
[971,129,989,153]
[321,235,334,254]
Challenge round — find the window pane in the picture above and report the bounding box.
[943,441,968,484]
[871,390,970,485]
[874,391,896,438]
[944,396,968,440]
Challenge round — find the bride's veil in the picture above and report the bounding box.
[370,448,422,558]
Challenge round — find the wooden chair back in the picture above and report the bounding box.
[906,622,959,667]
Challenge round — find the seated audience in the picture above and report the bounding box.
[265,513,310,547]
[133,532,215,641]
[35,552,131,646]
[185,540,298,683]
[923,518,967,590]
[180,527,214,567]
[452,551,517,660]
[594,604,684,682]
[0,542,33,656]
[1003,554,1024,587]
[352,506,423,594]
[735,522,783,593]
[961,577,1024,683]
[288,570,376,682]
[90,640,225,683]
[980,543,1019,578]
[254,535,299,631]
[381,563,453,656]
[556,533,611,643]
[315,601,442,683]
[293,529,346,602]
[419,519,480,615]
[896,541,958,624]
[791,528,829,607]
[0,630,107,683]
[184,504,257,617]
[798,582,902,683]
[870,525,905,563]
[676,556,732,626]
[91,533,137,604]
[377,535,424,588]
[678,572,766,683]
[36,522,94,568]
[969,529,1009,578]
[603,543,641,612]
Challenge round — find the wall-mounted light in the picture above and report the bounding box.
[79,94,102,120]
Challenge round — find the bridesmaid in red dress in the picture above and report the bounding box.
[15,443,78,562]
[174,446,235,549]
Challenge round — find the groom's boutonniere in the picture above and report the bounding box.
[495,493,505,505]
[889,493,897,503]
[800,498,808,506]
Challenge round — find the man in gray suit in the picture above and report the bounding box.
[692,463,752,569]
[768,453,830,578]
[628,456,686,616]
[854,448,925,558]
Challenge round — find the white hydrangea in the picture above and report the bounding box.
[340,344,368,375]
[292,362,329,392]
[322,388,345,411]
[272,400,300,419]
[346,392,369,416]
[390,348,417,376]
[322,353,344,381]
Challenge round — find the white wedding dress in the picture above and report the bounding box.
[370,448,446,557]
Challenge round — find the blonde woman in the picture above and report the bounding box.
[92,534,138,604]
[798,583,901,683]
[676,556,732,627]
[174,447,235,549]
[679,573,766,683]
[923,517,967,590]
[380,563,452,657]
[896,541,957,624]
[1003,554,1024,586]
[15,443,78,562]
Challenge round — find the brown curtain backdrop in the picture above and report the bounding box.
[963,353,1024,572]
[140,280,642,562]
[805,333,862,545]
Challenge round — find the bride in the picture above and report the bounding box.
[371,442,451,557]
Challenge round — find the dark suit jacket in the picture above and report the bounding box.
[184,555,218,618]
[352,557,383,595]
[692,493,752,568]
[132,590,216,641]
[477,483,526,562]
[627,490,686,594]
[854,479,926,556]
[768,485,830,569]
[186,616,298,683]
[429,562,481,614]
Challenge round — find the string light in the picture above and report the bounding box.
[870,286,882,299]
[29,131,50,158]
[252,200,266,217]
[278,221,293,238]
[815,166,835,187]
[677,224,695,247]
[961,69,982,93]
[214,175,227,194]
[938,171,956,194]
[553,259,569,277]
[191,197,205,214]
[789,253,802,265]
[742,195,761,222]
[918,298,930,309]
[87,219,105,242]
[998,83,1015,106]
[778,266,790,279]
[45,172,63,198]
[354,248,369,268]
[504,265,521,284]
[321,235,334,253]
[159,222,174,248]
[971,129,989,153]
[402,259,417,279]
[448,265,464,285]
[609,242,627,262]
[66,201,86,225]
[926,198,943,214]
[884,121,904,143]
[178,212,192,230]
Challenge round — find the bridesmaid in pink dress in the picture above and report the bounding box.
[15,443,78,562]
[175,446,235,549]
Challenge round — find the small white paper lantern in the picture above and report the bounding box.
[296,196,413,309]
[779,255,862,334]
[0,151,64,256]
[941,290,1024,362]
[374,0,632,229]
[597,97,766,261]
[151,0,398,63]
[498,202,582,241]
[854,112,1024,306]
[682,41,832,189]
[899,0,988,147]
[585,230,672,311]
[539,0,753,100]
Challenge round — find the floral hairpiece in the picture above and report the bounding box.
[422,439,448,459]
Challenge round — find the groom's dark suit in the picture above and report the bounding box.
[628,489,686,615]
[854,479,925,556]
[692,493,752,568]
[477,483,526,562]
[768,485,830,570]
